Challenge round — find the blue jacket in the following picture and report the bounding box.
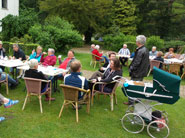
[64,72,89,90]
[30,52,42,62]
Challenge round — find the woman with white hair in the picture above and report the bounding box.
[92,45,109,63]
[29,46,43,62]
[24,59,55,101]
[40,48,57,66]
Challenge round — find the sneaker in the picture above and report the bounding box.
[4,100,19,108]
[0,117,5,122]
[45,97,55,101]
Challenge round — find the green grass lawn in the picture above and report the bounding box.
[0,52,185,138]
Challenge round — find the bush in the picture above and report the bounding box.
[146,36,164,51]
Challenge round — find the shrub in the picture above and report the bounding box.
[146,36,164,51]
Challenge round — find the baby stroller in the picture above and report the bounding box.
[121,67,181,138]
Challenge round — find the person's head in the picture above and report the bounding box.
[36,46,42,54]
[136,35,146,47]
[123,44,127,49]
[67,50,75,58]
[70,60,81,72]
[110,58,121,71]
[95,45,100,50]
[108,52,116,60]
[169,48,174,53]
[0,41,3,49]
[157,51,163,57]
[13,44,19,52]
[29,59,38,69]
[91,44,95,49]
[48,48,55,56]
[152,46,156,52]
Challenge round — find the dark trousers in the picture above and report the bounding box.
[128,77,143,104]
[119,57,128,66]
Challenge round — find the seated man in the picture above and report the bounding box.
[92,45,109,64]
[164,48,175,59]
[29,46,43,62]
[64,60,89,100]
[89,52,116,79]
[0,93,19,122]
[90,44,95,52]
[40,48,57,66]
[0,68,18,88]
[149,46,158,57]
[118,44,130,66]
[24,59,55,101]
[0,41,6,71]
[154,51,164,69]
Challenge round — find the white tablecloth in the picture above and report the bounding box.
[0,59,24,68]
[164,58,183,64]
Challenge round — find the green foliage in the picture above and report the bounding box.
[1,8,38,41]
[113,0,137,35]
[146,36,164,51]
[164,40,185,49]
[29,17,83,52]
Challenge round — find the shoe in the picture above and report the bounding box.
[4,100,19,108]
[45,97,55,101]
[0,117,5,122]
[72,105,82,110]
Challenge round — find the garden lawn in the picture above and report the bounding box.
[0,52,184,138]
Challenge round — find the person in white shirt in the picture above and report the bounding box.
[149,46,158,57]
[118,44,130,66]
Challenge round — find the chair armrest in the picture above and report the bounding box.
[92,54,103,59]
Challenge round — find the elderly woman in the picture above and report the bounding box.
[164,48,175,59]
[90,58,122,93]
[24,59,55,101]
[40,48,57,66]
[92,45,109,64]
[29,46,43,62]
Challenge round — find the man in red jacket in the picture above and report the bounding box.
[40,48,57,66]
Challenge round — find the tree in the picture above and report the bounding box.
[113,0,137,35]
[39,0,113,43]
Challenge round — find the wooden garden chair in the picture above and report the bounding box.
[0,72,9,95]
[91,80,120,111]
[90,54,105,68]
[22,77,51,113]
[169,63,181,76]
[59,84,91,123]
[147,60,161,76]
[181,64,185,79]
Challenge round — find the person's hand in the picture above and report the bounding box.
[100,67,103,71]
[32,49,35,55]
[9,56,12,59]
[92,79,97,83]
[43,52,47,55]
[62,72,66,76]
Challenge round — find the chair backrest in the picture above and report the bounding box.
[24,77,42,94]
[150,60,161,70]
[60,84,85,102]
[169,63,181,73]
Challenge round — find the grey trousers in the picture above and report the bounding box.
[0,93,5,105]
[89,71,103,80]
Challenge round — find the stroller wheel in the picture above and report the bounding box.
[121,113,145,134]
[147,120,170,138]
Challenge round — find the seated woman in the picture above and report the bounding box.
[24,59,55,101]
[90,58,122,93]
[40,48,57,66]
[154,51,164,69]
[0,93,19,122]
[29,46,43,62]
[92,45,109,64]
[164,48,175,59]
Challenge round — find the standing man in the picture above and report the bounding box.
[124,35,149,105]
[118,44,130,66]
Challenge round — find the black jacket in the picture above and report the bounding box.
[129,45,149,78]
[24,69,47,91]
[0,48,6,57]
[13,49,26,60]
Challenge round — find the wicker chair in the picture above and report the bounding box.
[90,54,105,68]
[91,80,120,111]
[59,84,91,123]
[0,72,9,95]
[169,63,181,76]
[22,77,51,113]
[147,60,161,76]
[181,64,185,79]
